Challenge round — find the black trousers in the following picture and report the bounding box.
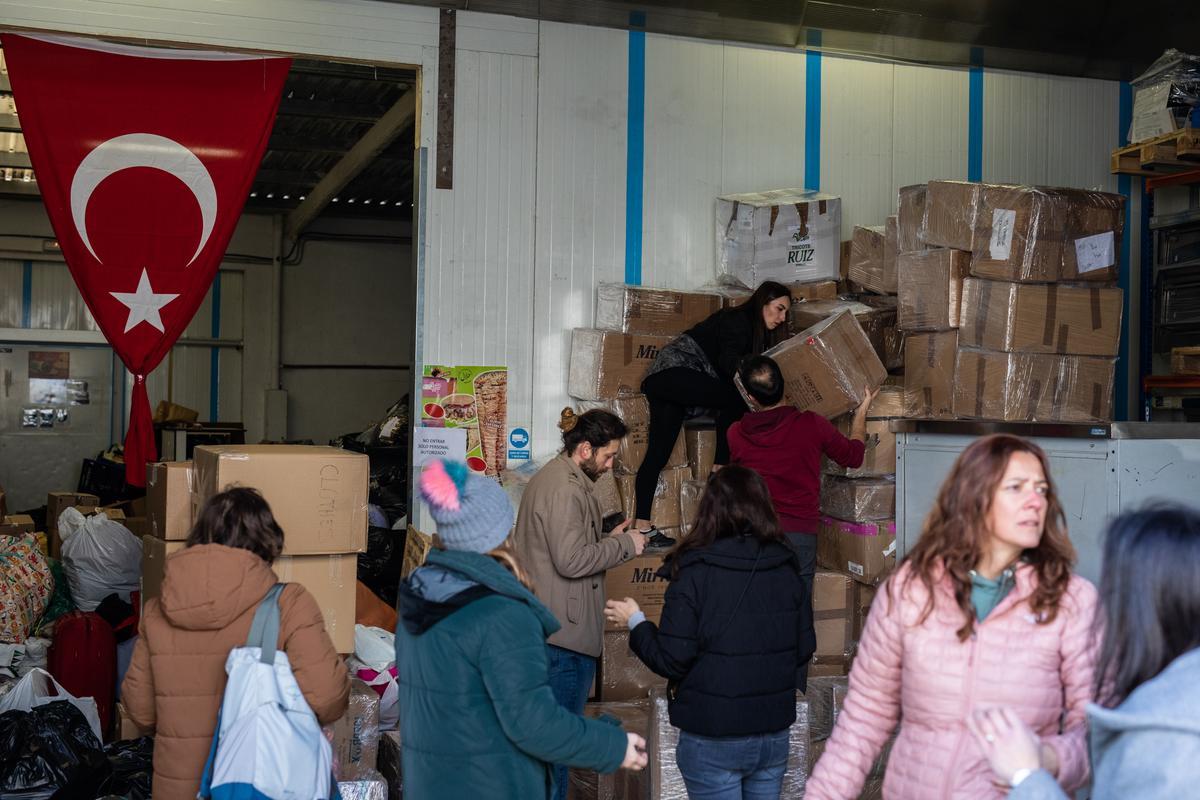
[786,532,818,693]
[635,367,746,521]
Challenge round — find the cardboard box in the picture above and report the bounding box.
[600,629,667,702]
[0,514,35,536]
[817,516,896,585]
[612,465,688,529]
[970,185,1125,283]
[854,583,877,641]
[820,475,896,521]
[141,535,185,604]
[576,393,686,472]
[570,700,651,800]
[812,570,856,668]
[680,479,705,536]
[568,329,673,401]
[897,184,928,252]
[595,283,722,336]
[958,278,1123,356]
[897,248,971,331]
[47,491,99,559]
[1172,346,1200,375]
[885,214,899,283]
[849,225,894,294]
[923,180,982,252]
[593,469,624,521]
[604,552,668,631]
[614,470,637,523]
[953,348,1115,423]
[791,280,839,302]
[826,419,895,478]
[192,445,369,556]
[867,378,906,420]
[401,526,434,579]
[147,461,193,540]
[685,426,716,481]
[717,189,843,287]
[789,299,900,372]
[114,702,145,741]
[904,331,959,419]
[326,678,381,777]
[760,310,887,420]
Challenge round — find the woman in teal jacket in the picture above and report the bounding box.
[395,459,647,799]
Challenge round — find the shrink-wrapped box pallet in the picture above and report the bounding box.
[717,189,842,287]
[811,573,857,679]
[685,426,716,481]
[821,475,896,522]
[595,283,722,336]
[971,186,1125,283]
[651,690,811,799]
[904,331,959,419]
[865,379,906,420]
[924,180,983,252]
[568,330,672,401]
[569,700,652,799]
[817,517,897,586]
[788,299,901,373]
[849,225,895,294]
[825,419,895,478]
[897,248,971,331]
[680,479,705,536]
[897,184,928,252]
[953,349,1116,423]
[576,393,686,472]
[957,278,1123,356]
[600,629,666,702]
[747,310,887,420]
[806,675,850,742]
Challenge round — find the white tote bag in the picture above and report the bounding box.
[199,584,335,800]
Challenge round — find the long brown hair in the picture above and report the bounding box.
[666,465,783,577]
[734,280,792,354]
[902,434,1075,640]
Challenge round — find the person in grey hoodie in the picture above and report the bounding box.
[968,504,1200,800]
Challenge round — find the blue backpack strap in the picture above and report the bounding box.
[246,583,285,664]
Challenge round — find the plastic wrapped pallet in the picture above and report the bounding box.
[897,184,928,252]
[896,248,971,331]
[865,379,906,420]
[817,517,897,586]
[825,418,895,478]
[594,470,624,521]
[600,629,667,701]
[595,283,722,336]
[953,348,1116,423]
[904,331,958,419]
[806,675,850,742]
[716,189,842,287]
[684,426,715,481]
[884,215,898,284]
[326,678,381,779]
[923,180,982,251]
[710,280,839,309]
[970,186,1125,283]
[821,476,896,521]
[791,298,901,372]
[811,572,856,680]
[957,278,1123,356]
[680,479,705,537]
[748,310,887,420]
[576,393,686,472]
[568,700,651,800]
[1128,48,1200,143]
[568,330,672,401]
[337,767,388,800]
[849,225,894,295]
[651,689,810,800]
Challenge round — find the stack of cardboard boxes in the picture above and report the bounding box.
[140,445,369,654]
[897,180,1124,423]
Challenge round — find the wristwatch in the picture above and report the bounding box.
[1010,768,1035,787]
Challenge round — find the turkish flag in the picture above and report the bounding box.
[2,34,290,485]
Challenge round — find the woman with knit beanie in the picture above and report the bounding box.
[395,459,648,799]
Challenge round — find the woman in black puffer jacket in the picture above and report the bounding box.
[606,465,814,799]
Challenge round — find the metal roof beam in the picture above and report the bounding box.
[284,88,415,242]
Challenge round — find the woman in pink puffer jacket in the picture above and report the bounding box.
[807,434,1098,800]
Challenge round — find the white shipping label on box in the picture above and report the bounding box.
[1129,82,1176,144]
[1075,231,1116,273]
[413,427,468,466]
[989,209,1017,261]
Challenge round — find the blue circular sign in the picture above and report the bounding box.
[509,428,530,448]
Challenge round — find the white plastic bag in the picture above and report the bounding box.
[353,625,395,672]
[59,507,141,612]
[0,667,103,741]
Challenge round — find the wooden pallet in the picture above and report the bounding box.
[1111,126,1200,176]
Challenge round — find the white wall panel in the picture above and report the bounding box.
[642,34,724,290]
[892,64,969,195]
[29,261,97,331]
[531,22,628,458]
[720,45,806,196]
[1045,76,1120,193]
[0,260,21,327]
[983,70,1050,185]
[821,55,895,231]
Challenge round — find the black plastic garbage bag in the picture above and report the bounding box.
[0,700,110,799]
[97,736,153,800]
[357,526,405,607]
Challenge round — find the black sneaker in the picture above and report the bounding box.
[646,528,677,550]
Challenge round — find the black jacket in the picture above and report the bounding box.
[629,536,814,738]
[685,307,756,381]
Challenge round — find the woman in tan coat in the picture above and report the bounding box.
[121,487,350,800]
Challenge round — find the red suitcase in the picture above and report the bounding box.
[48,610,117,736]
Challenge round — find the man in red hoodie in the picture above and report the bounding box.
[727,355,877,684]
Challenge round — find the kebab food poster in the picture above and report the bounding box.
[420,366,508,478]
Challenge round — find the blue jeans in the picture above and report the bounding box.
[546,644,597,800]
[676,729,791,800]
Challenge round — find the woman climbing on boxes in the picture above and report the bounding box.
[805,434,1099,800]
[632,280,792,540]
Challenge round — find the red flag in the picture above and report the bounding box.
[2,34,290,486]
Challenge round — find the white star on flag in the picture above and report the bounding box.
[110,268,179,334]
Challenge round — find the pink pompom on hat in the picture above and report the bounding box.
[418,459,514,553]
